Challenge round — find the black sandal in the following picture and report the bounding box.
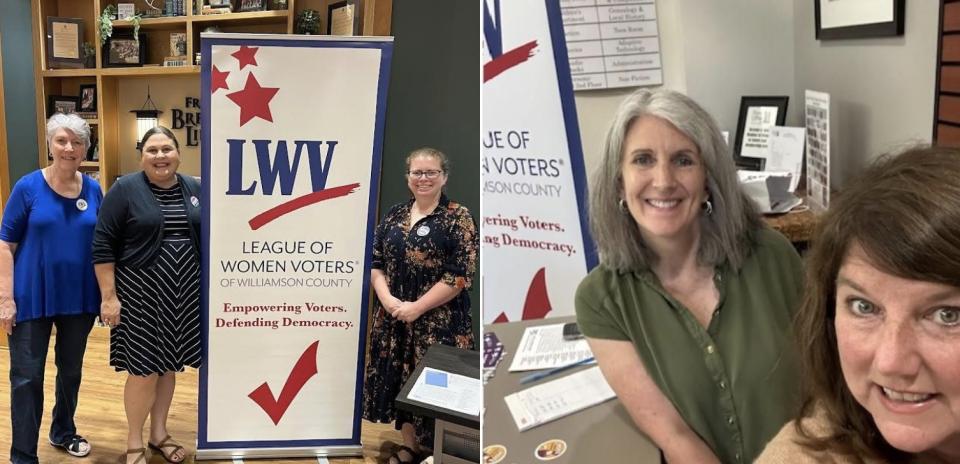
[49,434,91,457]
[387,445,423,464]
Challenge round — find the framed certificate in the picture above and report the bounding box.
[815,0,905,40]
[45,17,84,69]
[733,96,789,171]
[327,1,357,36]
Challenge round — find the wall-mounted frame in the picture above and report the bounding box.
[327,1,358,36]
[47,95,79,117]
[733,96,789,171]
[103,35,147,67]
[45,17,84,69]
[815,0,905,40]
[78,84,97,112]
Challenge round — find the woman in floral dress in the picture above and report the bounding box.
[363,147,478,464]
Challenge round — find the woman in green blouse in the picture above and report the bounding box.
[575,89,802,463]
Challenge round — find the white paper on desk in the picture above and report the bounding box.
[407,367,481,416]
[766,126,806,192]
[504,366,616,431]
[508,323,593,372]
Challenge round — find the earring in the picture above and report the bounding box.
[618,199,628,213]
[703,199,714,215]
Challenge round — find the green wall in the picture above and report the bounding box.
[1,0,41,182]
[381,1,480,343]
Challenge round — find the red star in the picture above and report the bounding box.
[226,73,279,126]
[231,46,259,70]
[211,66,229,93]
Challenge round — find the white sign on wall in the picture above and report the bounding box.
[560,0,663,91]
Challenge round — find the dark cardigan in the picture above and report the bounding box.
[92,172,201,269]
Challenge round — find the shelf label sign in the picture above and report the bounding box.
[198,34,393,458]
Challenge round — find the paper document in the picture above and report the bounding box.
[766,126,806,192]
[740,106,780,159]
[504,366,615,431]
[407,367,481,416]
[508,323,593,372]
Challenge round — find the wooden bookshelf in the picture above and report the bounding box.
[30,0,392,191]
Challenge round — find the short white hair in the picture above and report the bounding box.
[46,113,91,149]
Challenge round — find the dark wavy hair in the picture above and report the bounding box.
[794,146,960,461]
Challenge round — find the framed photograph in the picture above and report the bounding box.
[236,0,266,12]
[47,95,79,116]
[733,96,789,171]
[170,32,187,57]
[327,1,357,36]
[104,35,147,67]
[117,3,136,20]
[45,17,84,69]
[815,0,905,40]
[78,84,97,112]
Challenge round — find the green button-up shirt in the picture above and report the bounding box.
[575,228,803,463]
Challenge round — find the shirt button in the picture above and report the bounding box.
[706,345,715,354]
[719,381,726,390]
[735,453,741,462]
[727,416,735,425]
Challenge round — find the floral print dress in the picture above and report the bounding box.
[362,194,478,447]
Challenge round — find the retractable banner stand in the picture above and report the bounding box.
[482,0,596,324]
[198,34,392,459]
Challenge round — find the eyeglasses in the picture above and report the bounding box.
[143,146,177,156]
[407,170,443,179]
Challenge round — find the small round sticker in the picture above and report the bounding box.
[190,196,200,207]
[482,444,507,464]
[76,199,88,211]
[534,439,567,461]
[416,225,430,237]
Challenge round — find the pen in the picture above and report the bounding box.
[519,357,597,385]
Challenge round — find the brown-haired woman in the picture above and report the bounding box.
[362,147,478,464]
[93,127,201,464]
[758,146,960,463]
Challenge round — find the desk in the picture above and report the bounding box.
[483,317,661,463]
[396,344,481,464]
[763,208,819,243]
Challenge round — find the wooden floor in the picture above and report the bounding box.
[0,327,403,464]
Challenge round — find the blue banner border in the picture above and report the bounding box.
[544,0,598,271]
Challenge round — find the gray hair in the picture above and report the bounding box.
[589,88,761,272]
[46,113,91,150]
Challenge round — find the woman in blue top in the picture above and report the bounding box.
[0,113,102,464]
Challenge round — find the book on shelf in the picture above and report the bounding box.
[163,56,188,67]
[75,111,98,121]
[202,6,232,14]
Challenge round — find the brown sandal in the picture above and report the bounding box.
[148,435,187,463]
[118,447,147,464]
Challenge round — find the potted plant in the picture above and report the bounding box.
[295,9,320,35]
[99,4,143,46]
[81,42,96,68]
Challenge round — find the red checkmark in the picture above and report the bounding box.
[248,340,319,425]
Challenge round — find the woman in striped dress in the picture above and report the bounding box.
[93,127,201,464]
